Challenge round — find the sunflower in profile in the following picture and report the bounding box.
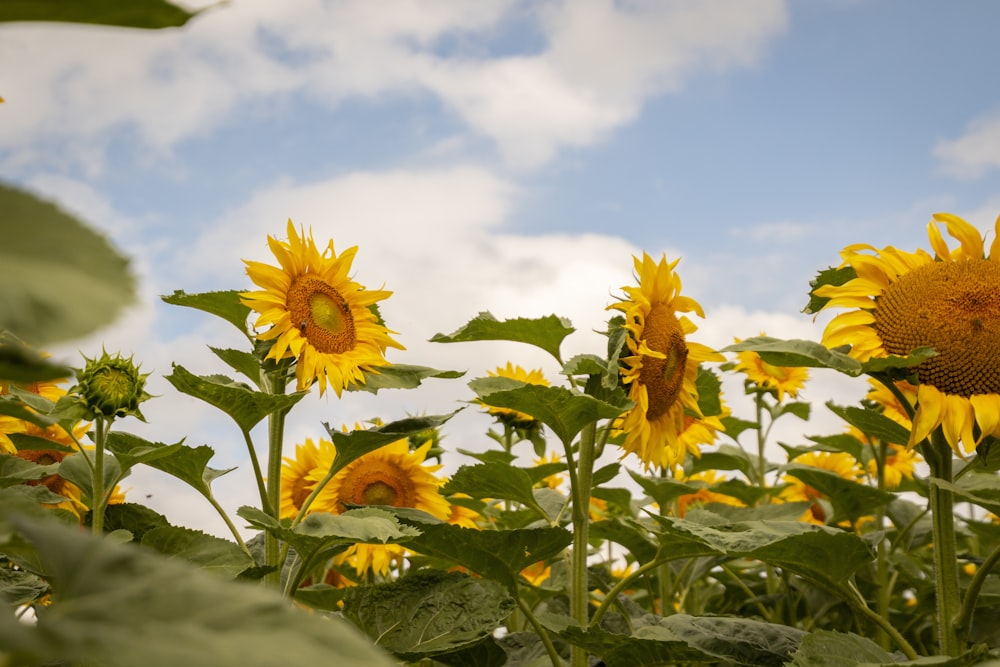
[242,220,404,397]
[814,213,1000,455]
[327,438,451,576]
[609,253,724,469]
[478,363,550,427]
[733,334,809,401]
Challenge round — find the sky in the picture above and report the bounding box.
[4,0,1000,536]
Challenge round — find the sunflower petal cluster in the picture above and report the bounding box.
[609,253,724,469]
[733,334,809,401]
[813,213,1000,455]
[242,221,404,397]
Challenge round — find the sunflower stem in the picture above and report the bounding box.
[90,414,109,535]
[567,422,596,667]
[263,370,291,589]
[926,429,962,656]
[956,540,1000,644]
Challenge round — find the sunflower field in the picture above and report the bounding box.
[5,6,1000,667]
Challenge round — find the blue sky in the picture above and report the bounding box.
[4,0,1000,533]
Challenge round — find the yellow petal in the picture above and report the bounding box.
[989,214,1000,261]
[934,212,984,258]
[910,384,944,447]
[972,394,1000,440]
[927,220,951,260]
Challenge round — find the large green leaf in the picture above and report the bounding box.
[342,570,514,660]
[57,451,122,507]
[0,567,48,606]
[324,412,459,475]
[0,335,73,383]
[784,466,895,524]
[0,184,135,345]
[105,432,231,498]
[804,265,857,315]
[0,454,59,487]
[723,337,862,376]
[161,290,252,337]
[826,402,911,446]
[0,514,397,667]
[0,0,197,28]
[164,365,306,432]
[430,311,574,362]
[442,462,552,521]
[141,526,254,579]
[589,518,658,564]
[470,378,628,446]
[786,630,899,667]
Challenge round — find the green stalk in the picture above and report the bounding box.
[567,422,597,667]
[263,370,290,588]
[956,541,1000,644]
[926,429,962,656]
[517,596,563,667]
[90,414,109,535]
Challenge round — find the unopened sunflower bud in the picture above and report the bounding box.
[75,351,150,420]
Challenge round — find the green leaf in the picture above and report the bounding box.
[443,462,552,521]
[58,451,122,507]
[101,502,170,542]
[628,469,698,507]
[804,265,856,315]
[687,444,756,479]
[0,337,73,383]
[861,347,936,373]
[395,517,572,592]
[786,630,898,667]
[103,431,185,473]
[696,367,724,417]
[161,290,251,337]
[295,508,422,545]
[775,400,810,421]
[347,364,465,394]
[647,614,806,667]
[826,402,911,446]
[0,514,398,667]
[589,518,658,564]
[342,570,515,660]
[723,337,862,376]
[209,346,262,386]
[0,567,48,606]
[807,433,866,463]
[431,311,574,363]
[0,183,136,345]
[141,526,254,579]
[937,473,1000,516]
[325,412,460,475]
[0,0,197,28]
[0,396,56,430]
[562,354,606,377]
[0,453,59,487]
[648,515,874,591]
[469,378,627,446]
[165,365,306,432]
[784,466,894,524]
[106,434,231,498]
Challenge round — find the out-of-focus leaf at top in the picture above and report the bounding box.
[0,184,136,345]
[0,0,198,29]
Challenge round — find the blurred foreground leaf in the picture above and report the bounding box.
[0,184,135,345]
[0,513,397,667]
[0,0,197,28]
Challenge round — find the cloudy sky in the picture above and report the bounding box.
[4,0,1000,535]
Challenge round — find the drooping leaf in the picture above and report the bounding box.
[103,431,185,472]
[0,514,398,667]
[431,311,574,363]
[723,337,862,376]
[105,434,231,498]
[165,365,306,432]
[161,290,251,337]
[784,466,894,524]
[442,462,551,521]
[826,402,911,447]
[0,184,136,345]
[0,0,197,28]
[141,526,254,579]
[342,570,515,660]
[470,378,628,446]
[347,364,465,394]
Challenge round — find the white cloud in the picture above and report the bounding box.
[1,0,788,171]
[934,110,1000,178]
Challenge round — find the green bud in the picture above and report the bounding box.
[75,350,150,420]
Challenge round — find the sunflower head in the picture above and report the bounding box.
[477,362,550,428]
[73,350,150,421]
[732,333,808,402]
[812,213,1000,455]
[608,253,724,469]
[241,220,404,397]
[780,451,864,524]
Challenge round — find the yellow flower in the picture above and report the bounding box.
[814,213,1000,455]
[478,363,550,425]
[242,220,404,397]
[780,451,864,524]
[279,437,336,519]
[533,451,565,490]
[609,253,724,469]
[865,377,918,429]
[733,334,809,401]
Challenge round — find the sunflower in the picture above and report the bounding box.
[780,451,864,525]
[326,438,451,576]
[0,377,82,453]
[733,334,809,401]
[241,220,404,397]
[478,363,550,426]
[814,213,1000,455]
[609,253,724,469]
[675,470,745,518]
[279,437,337,519]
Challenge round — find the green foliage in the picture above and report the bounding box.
[0,184,136,345]
[443,462,554,522]
[724,336,863,375]
[347,363,465,393]
[431,311,575,362]
[804,265,856,314]
[0,0,198,28]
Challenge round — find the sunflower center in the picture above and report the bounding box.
[287,275,357,354]
[873,259,1000,397]
[340,462,415,510]
[638,303,688,420]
